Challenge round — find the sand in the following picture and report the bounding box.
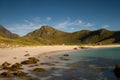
[84,45,120,48]
[0,45,120,65]
[0,46,78,65]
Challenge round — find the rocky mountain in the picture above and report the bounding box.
[0,25,120,45]
[23,26,69,44]
[0,25,18,39]
[24,25,120,45]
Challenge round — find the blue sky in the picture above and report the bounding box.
[0,0,120,36]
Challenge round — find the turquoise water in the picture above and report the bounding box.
[48,47,120,80]
[69,47,120,61]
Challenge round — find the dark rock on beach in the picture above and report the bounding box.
[33,68,46,72]
[13,57,17,59]
[21,57,39,65]
[2,61,11,67]
[24,53,30,56]
[2,66,11,70]
[1,62,11,70]
[63,54,69,56]
[2,63,22,71]
[114,64,120,78]
[79,46,89,49]
[11,63,22,70]
[60,57,70,61]
[0,71,13,77]
[28,57,39,60]
[73,48,78,50]
[13,71,27,77]
[40,62,55,66]
[0,71,27,78]
[27,77,37,80]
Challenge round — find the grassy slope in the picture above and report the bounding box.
[23,26,120,45]
[0,25,120,47]
[0,36,38,48]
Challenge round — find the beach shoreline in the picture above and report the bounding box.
[0,45,120,65]
[0,46,78,65]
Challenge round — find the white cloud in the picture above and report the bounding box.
[56,20,69,28]
[101,25,109,28]
[6,19,44,36]
[33,17,41,22]
[25,17,41,23]
[24,19,30,23]
[6,17,97,36]
[46,17,51,21]
[77,20,83,24]
[84,23,94,27]
[55,18,94,30]
[6,17,53,36]
[71,28,75,30]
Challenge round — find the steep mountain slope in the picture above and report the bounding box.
[79,29,120,44]
[0,25,18,39]
[79,29,114,44]
[24,26,70,44]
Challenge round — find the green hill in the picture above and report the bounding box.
[24,26,120,45]
[0,25,31,47]
[23,26,69,44]
[0,25,120,46]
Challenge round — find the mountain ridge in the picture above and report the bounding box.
[23,25,120,45]
[0,25,120,45]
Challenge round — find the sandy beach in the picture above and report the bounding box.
[84,45,120,48]
[0,46,78,65]
[0,45,120,65]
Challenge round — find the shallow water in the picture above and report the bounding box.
[0,47,120,80]
[45,47,120,80]
[69,47,120,61]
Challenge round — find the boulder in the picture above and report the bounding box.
[33,68,46,72]
[73,48,78,50]
[27,77,37,80]
[63,54,69,56]
[79,46,89,49]
[2,61,11,67]
[24,54,30,56]
[11,63,22,70]
[114,64,120,78]
[0,71,13,77]
[13,71,27,77]
[21,57,39,65]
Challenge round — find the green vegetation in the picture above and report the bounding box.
[0,25,120,47]
[23,26,120,45]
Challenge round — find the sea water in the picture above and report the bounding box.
[47,47,120,80]
[69,47,120,61]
